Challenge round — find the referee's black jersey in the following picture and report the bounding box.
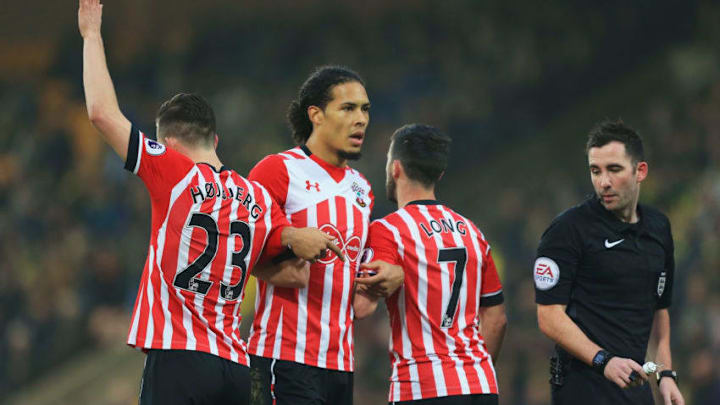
[534,196,674,363]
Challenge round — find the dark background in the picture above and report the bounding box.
[2,1,719,404]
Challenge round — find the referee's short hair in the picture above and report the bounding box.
[156,93,216,148]
[390,124,451,188]
[586,119,645,164]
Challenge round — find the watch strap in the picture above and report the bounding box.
[656,370,678,384]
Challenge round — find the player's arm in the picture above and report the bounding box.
[651,309,684,405]
[79,0,131,160]
[478,303,506,361]
[352,260,403,319]
[253,257,310,289]
[353,280,380,320]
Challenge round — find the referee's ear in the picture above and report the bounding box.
[635,161,648,183]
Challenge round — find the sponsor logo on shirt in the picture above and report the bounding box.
[534,257,560,290]
[318,223,362,263]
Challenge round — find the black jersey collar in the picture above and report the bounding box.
[300,144,312,156]
[198,162,230,173]
[588,196,644,232]
[407,200,441,206]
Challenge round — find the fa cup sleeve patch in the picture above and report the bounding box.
[534,257,560,290]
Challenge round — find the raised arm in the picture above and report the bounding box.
[79,0,131,159]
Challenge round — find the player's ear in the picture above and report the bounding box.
[308,105,324,127]
[636,161,648,183]
[214,134,219,149]
[392,159,403,180]
[163,136,178,149]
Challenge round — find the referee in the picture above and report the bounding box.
[534,120,685,405]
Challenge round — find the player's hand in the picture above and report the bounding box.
[658,376,684,405]
[282,227,345,263]
[603,357,647,388]
[78,0,103,38]
[354,261,404,297]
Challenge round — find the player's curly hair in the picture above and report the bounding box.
[156,93,216,147]
[390,124,452,188]
[586,119,645,164]
[287,66,365,145]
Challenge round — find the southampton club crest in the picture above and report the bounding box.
[657,271,667,297]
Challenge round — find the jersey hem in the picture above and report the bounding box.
[127,341,250,366]
[388,384,499,402]
[247,351,355,372]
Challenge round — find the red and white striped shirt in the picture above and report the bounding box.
[365,200,504,402]
[123,127,289,366]
[247,146,373,371]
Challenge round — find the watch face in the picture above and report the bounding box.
[592,351,607,367]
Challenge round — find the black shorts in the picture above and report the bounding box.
[250,355,353,405]
[551,359,653,405]
[391,394,498,405]
[139,349,250,405]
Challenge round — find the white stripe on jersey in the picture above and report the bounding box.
[461,214,492,392]
[272,310,284,359]
[132,133,143,175]
[317,197,337,369]
[397,209,447,398]
[214,173,241,362]
[251,283,275,356]
[294,205,317,364]
[377,219,420,400]
[336,198,353,368]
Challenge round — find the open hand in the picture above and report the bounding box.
[78,0,103,38]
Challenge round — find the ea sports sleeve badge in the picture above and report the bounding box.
[534,257,560,290]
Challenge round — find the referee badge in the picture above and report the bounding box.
[657,271,666,297]
[534,257,560,290]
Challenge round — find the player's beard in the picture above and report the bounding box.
[338,150,362,161]
[386,176,398,203]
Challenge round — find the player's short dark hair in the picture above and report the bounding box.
[586,119,645,164]
[390,124,451,188]
[156,93,216,147]
[287,65,365,145]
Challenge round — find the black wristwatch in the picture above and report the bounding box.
[591,350,615,374]
[656,370,678,384]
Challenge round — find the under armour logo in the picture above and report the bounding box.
[318,223,361,264]
[305,180,320,192]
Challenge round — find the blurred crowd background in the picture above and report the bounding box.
[2,1,719,404]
